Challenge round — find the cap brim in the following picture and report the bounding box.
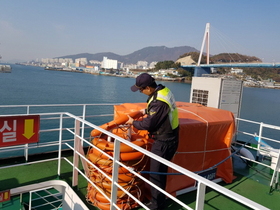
[131,85,139,92]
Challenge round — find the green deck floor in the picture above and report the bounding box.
[0,151,95,210]
[1,152,279,210]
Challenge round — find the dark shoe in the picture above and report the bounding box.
[145,201,155,210]
[145,201,164,210]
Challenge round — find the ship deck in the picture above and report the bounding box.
[0,150,279,210]
[1,103,280,210]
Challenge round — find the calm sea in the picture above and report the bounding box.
[1,64,280,124]
[1,64,280,146]
[0,64,191,105]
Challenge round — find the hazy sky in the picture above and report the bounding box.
[0,0,279,63]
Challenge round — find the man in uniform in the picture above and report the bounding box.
[126,73,179,210]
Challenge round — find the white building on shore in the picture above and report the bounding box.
[230,68,243,74]
[102,57,118,69]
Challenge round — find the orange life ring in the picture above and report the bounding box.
[86,188,139,209]
[91,111,143,137]
[91,170,135,183]
[93,199,138,210]
[87,110,150,210]
[87,188,133,204]
[98,165,131,174]
[92,137,148,153]
[91,182,143,200]
[90,179,130,190]
[87,188,110,203]
[90,174,144,189]
[90,147,145,162]
[88,153,113,166]
[91,184,142,198]
[88,152,147,167]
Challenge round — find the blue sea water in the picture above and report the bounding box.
[240,87,280,125]
[1,64,280,125]
[1,64,280,148]
[0,64,191,105]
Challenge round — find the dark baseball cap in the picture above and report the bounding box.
[131,73,155,92]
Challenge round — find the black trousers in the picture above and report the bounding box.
[149,136,179,210]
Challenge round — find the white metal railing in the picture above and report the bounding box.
[0,103,116,160]
[235,117,280,192]
[63,113,270,210]
[0,104,275,210]
[235,118,280,156]
[235,118,280,151]
[28,187,63,210]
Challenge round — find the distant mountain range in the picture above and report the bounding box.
[56,46,199,64]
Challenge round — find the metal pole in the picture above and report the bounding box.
[72,119,81,187]
[57,113,63,176]
[110,139,121,210]
[195,182,206,210]
[256,122,264,161]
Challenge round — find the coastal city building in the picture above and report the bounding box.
[101,57,118,69]
[137,61,148,69]
[158,69,180,77]
[75,58,88,66]
[17,55,279,89]
[37,56,157,72]
[230,68,243,74]
[89,60,102,65]
[123,63,137,71]
[149,61,157,69]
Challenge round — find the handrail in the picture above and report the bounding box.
[63,112,269,210]
[0,103,115,160]
[0,104,276,209]
[29,186,63,210]
[235,117,280,160]
[235,117,280,192]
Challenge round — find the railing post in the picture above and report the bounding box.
[195,182,206,210]
[81,105,86,146]
[270,150,280,193]
[110,138,121,210]
[256,122,264,161]
[24,105,31,162]
[29,191,32,210]
[57,113,63,176]
[72,119,81,187]
[26,105,30,115]
[24,143,29,162]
